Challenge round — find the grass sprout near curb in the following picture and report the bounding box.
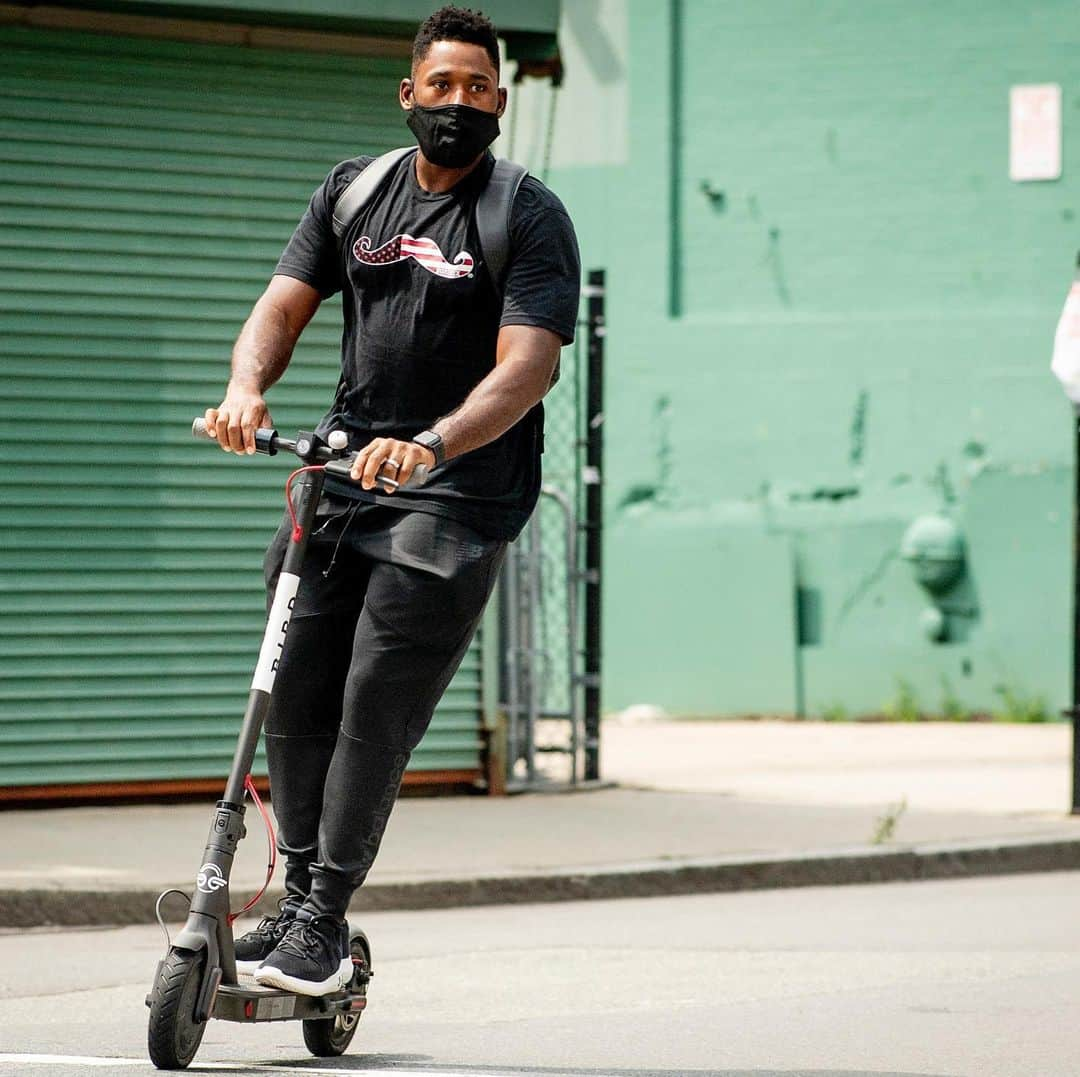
[884,679,921,722]
[992,685,1051,723]
[940,676,971,722]
[871,796,908,845]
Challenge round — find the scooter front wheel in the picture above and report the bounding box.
[147,948,207,1070]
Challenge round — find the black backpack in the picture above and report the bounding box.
[330,146,528,298]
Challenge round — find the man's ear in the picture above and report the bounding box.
[496,86,508,117]
[399,77,415,110]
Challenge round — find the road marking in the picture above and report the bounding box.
[0,1056,553,1076]
[0,1060,144,1069]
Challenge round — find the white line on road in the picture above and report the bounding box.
[0,1060,144,1069]
[0,1056,550,1076]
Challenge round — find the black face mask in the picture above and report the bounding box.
[406,102,500,168]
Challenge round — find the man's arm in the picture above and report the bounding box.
[351,323,561,490]
[205,274,323,454]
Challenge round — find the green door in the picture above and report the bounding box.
[0,23,487,791]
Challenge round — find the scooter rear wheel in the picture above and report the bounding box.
[147,948,207,1070]
[301,933,370,1057]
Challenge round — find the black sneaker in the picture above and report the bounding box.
[253,910,351,997]
[234,897,302,974]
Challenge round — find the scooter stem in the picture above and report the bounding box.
[174,465,326,989]
[225,466,325,803]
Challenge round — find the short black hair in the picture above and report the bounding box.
[412,6,500,74]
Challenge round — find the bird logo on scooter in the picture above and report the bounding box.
[196,864,227,894]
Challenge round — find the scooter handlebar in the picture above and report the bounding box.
[322,457,429,491]
[191,417,429,488]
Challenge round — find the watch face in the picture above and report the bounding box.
[414,431,443,463]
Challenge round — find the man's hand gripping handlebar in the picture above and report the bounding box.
[191,417,429,492]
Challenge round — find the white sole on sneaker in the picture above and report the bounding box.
[235,959,262,975]
[253,956,353,997]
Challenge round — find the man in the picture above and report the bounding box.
[203,6,580,997]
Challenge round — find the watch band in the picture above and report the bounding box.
[412,430,445,468]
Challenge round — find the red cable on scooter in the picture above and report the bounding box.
[227,774,277,925]
[285,466,326,542]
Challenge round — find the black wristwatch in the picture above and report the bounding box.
[412,429,445,468]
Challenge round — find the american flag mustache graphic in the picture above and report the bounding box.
[353,233,475,279]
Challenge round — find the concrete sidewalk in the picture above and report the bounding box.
[2,719,1079,927]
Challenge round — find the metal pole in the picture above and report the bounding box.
[1072,410,1080,813]
[583,268,605,782]
[525,514,542,784]
[503,542,521,781]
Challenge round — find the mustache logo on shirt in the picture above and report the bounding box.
[353,234,475,280]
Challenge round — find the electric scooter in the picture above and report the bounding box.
[145,417,426,1070]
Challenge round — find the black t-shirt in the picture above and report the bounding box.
[274,150,581,540]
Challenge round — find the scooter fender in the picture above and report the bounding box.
[346,926,374,983]
[347,926,371,959]
[171,911,224,1023]
[172,911,220,963]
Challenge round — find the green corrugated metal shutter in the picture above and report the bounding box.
[0,23,486,788]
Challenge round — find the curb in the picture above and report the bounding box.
[5,834,1080,929]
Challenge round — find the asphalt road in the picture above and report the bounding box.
[1,872,1078,1077]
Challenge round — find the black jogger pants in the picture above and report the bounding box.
[262,494,506,918]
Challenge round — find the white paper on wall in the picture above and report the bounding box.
[1010,84,1062,182]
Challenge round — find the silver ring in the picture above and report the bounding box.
[385,458,401,471]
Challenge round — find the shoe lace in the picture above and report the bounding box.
[276,913,340,960]
[249,897,296,939]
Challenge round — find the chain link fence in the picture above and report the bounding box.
[498,270,604,790]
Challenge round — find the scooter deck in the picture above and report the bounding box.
[213,981,367,1024]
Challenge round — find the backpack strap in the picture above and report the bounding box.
[331,146,415,239]
[475,158,528,299]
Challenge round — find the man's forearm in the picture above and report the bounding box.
[229,295,300,393]
[207,276,322,454]
[347,324,562,490]
[432,345,557,461]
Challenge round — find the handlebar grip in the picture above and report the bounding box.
[192,417,278,454]
[404,463,430,489]
[322,459,430,489]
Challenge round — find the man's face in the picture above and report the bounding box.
[401,39,506,117]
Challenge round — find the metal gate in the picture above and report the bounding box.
[499,269,605,791]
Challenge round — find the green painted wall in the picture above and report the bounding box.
[539,0,1079,717]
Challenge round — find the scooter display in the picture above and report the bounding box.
[145,418,425,1070]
